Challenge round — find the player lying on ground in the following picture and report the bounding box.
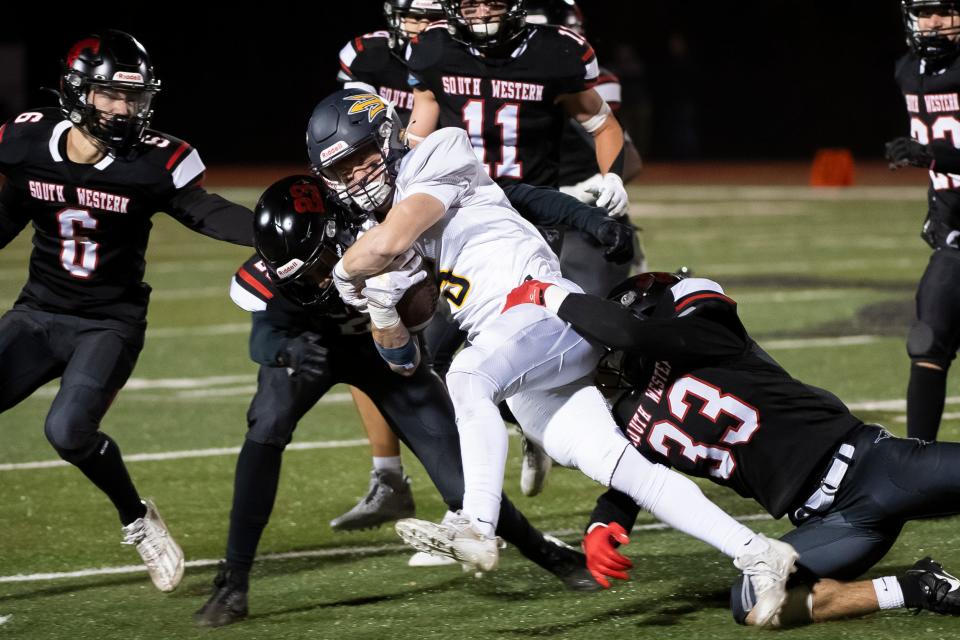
[506,272,960,627]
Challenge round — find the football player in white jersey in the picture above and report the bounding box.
[306,88,797,626]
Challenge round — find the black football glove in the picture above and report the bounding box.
[594,219,635,265]
[278,332,328,380]
[885,137,933,169]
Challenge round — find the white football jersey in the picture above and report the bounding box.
[394,127,562,338]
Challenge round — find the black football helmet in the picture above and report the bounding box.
[254,175,356,309]
[384,0,445,49]
[903,1,960,62]
[59,30,161,157]
[307,89,407,213]
[595,272,682,391]
[441,0,528,52]
[524,0,583,35]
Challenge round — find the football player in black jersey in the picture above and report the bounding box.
[885,1,960,442]
[338,0,445,122]
[407,0,636,498]
[193,175,601,627]
[507,273,960,626]
[0,31,254,593]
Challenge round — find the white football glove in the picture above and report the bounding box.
[589,173,629,215]
[362,269,428,312]
[332,260,367,311]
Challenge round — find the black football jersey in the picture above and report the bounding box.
[230,254,370,336]
[338,31,416,124]
[562,278,863,518]
[407,22,599,187]
[558,66,621,186]
[895,52,960,245]
[0,107,252,325]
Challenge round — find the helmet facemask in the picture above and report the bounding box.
[385,0,445,50]
[270,239,345,309]
[903,1,960,63]
[442,0,528,52]
[69,81,158,155]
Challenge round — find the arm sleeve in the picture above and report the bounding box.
[502,183,608,236]
[249,310,293,367]
[0,183,30,250]
[556,293,745,359]
[587,488,642,532]
[166,185,254,246]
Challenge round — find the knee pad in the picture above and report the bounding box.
[245,407,296,449]
[446,369,502,416]
[907,321,951,369]
[44,405,102,463]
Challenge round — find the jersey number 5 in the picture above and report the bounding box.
[462,100,522,179]
[57,208,99,279]
[646,376,760,480]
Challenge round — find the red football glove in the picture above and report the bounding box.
[501,279,553,313]
[582,522,633,588]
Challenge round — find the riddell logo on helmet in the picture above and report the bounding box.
[320,141,349,162]
[112,72,144,83]
[276,258,304,279]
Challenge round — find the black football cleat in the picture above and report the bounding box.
[194,562,250,627]
[538,535,602,592]
[907,557,960,615]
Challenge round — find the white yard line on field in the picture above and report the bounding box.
[0,437,370,471]
[0,513,773,584]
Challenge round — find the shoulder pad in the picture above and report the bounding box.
[407,25,448,73]
[341,32,395,77]
[529,25,598,86]
[0,107,63,167]
[670,278,736,315]
[230,255,278,312]
[139,129,206,189]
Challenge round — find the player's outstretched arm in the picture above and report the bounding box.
[166,186,254,247]
[502,184,634,264]
[406,88,440,146]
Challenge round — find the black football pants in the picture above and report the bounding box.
[0,306,143,461]
[232,332,548,571]
[732,425,960,622]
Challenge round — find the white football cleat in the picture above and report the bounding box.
[520,436,552,497]
[122,499,184,592]
[734,535,798,627]
[395,514,500,572]
[408,551,459,567]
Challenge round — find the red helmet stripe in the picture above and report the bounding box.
[66,37,101,66]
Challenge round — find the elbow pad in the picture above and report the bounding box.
[581,101,613,134]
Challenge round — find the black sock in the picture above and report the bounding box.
[495,495,553,568]
[225,440,283,573]
[906,364,948,441]
[898,573,927,609]
[74,434,145,525]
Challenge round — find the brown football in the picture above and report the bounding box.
[397,269,439,332]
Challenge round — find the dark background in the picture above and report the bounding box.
[0,2,911,163]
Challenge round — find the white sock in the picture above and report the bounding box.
[373,456,402,476]
[740,535,771,557]
[611,446,757,558]
[873,576,905,610]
